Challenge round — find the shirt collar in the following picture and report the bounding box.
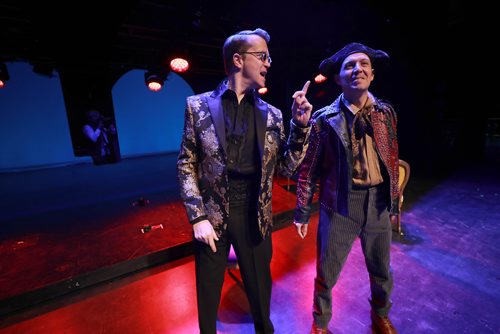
[212,79,258,102]
[341,92,375,115]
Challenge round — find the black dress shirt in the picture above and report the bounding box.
[222,89,260,177]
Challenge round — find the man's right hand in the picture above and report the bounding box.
[291,80,313,126]
[193,220,219,252]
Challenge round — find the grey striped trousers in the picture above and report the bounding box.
[313,184,394,327]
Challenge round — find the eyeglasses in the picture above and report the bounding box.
[240,51,272,64]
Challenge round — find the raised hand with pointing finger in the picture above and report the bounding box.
[291,80,313,126]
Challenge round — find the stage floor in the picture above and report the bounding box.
[0,153,309,314]
[1,155,499,333]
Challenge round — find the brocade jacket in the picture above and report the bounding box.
[177,81,311,238]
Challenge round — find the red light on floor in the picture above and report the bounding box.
[314,74,327,83]
[258,87,268,94]
[0,80,4,89]
[170,58,189,73]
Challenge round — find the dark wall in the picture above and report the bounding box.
[258,0,474,178]
[1,0,476,176]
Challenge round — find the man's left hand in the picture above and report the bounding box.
[294,221,308,239]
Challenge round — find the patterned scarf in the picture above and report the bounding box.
[351,104,374,179]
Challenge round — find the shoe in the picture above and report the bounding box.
[310,323,328,334]
[371,310,398,334]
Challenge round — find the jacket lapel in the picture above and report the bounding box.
[207,95,227,157]
[254,97,268,162]
[327,104,350,150]
[327,101,353,165]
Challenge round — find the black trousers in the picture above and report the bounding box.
[194,177,274,334]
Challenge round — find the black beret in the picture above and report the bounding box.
[319,42,390,77]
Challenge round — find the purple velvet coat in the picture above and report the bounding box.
[294,95,399,224]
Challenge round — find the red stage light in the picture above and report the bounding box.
[314,74,327,83]
[258,87,268,94]
[147,81,162,92]
[145,71,166,92]
[170,58,189,73]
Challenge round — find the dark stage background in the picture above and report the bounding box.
[0,0,481,175]
[3,0,497,329]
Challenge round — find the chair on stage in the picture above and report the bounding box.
[392,159,411,235]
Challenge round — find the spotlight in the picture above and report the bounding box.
[0,63,10,89]
[144,70,168,92]
[167,48,190,73]
[258,87,268,95]
[314,74,327,84]
[170,58,189,73]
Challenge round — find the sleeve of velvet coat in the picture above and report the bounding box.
[293,118,322,224]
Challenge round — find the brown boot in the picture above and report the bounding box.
[371,310,398,334]
[310,322,329,334]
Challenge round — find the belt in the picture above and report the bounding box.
[351,182,385,191]
[228,174,259,203]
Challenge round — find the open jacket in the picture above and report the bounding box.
[294,95,399,224]
[177,80,311,238]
